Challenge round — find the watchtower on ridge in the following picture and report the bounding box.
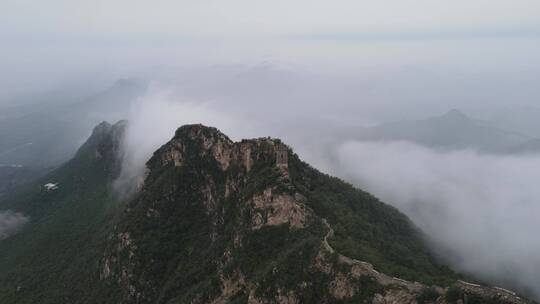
[276,143,288,168]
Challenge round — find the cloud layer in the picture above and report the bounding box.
[110,84,540,298]
[113,85,241,197]
[331,141,540,298]
[0,210,29,240]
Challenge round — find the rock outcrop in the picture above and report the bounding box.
[99,124,532,304]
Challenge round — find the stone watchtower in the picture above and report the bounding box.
[276,143,288,168]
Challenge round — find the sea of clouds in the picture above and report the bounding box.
[331,141,540,298]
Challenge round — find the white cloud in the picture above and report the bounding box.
[330,140,540,298]
[0,210,29,240]
[113,84,242,196]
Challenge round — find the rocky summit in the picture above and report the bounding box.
[0,123,533,304]
[99,124,527,304]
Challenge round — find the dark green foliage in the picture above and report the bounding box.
[445,286,462,303]
[0,165,47,198]
[444,286,512,304]
[0,124,463,303]
[235,225,322,296]
[467,293,510,304]
[288,153,457,286]
[0,122,126,304]
[346,276,385,303]
[228,292,249,304]
[417,287,440,303]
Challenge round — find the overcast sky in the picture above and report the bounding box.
[1,0,540,101]
[3,1,540,37]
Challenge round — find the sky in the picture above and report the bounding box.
[3,0,540,37]
[1,0,540,101]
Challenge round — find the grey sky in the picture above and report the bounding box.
[3,1,540,36]
[1,0,540,100]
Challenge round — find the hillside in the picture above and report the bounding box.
[0,79,146,204]
[0,121,126,303]
[98,124,527,303]
[351,110,531,154]
[0,123,532,303]
[0,165,45,197]
[506,138,540,154]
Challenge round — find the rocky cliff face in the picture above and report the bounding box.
[98,124,531,304]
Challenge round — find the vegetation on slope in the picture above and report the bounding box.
[288,152,457,286]
[99,125,458,303]
[0,121,126,304]
[0,123,500,303]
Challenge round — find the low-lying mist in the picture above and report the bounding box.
[0,210,28,240]
[331,141,540,298]
[112,84,540,299]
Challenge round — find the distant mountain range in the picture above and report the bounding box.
[476,106,540,139]
[350,109,538,154]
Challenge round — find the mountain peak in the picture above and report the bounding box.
[111,78,147,90]
[101,124,464,303]
[441,109,469,121]
[90,120,127,137]
[72,120,127,176]
[1,123,531,304]
[174,123,233,145]
[97,125,530,303]
[149,124,287,176]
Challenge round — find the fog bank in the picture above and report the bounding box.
[332,141,540,298]
[112,89,540,298]
[0,210,28,240]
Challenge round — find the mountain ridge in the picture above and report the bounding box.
[0,122,534,303]
[0,120,127,303]
[99,124,527,303]
[351,110,533,154]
